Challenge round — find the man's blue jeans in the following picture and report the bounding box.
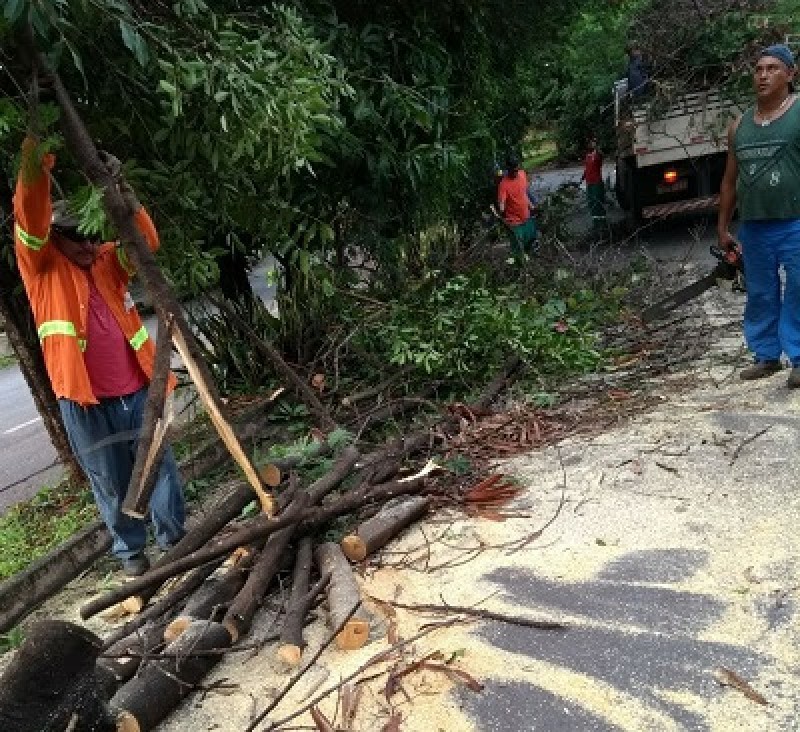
[59,387,185,559]
[739,218,800,365]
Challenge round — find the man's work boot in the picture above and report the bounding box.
[739,360,782,381]
[122,553,150,578]
[788,367,800,389]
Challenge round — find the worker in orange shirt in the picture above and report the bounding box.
[495,154,538,261]
[13,135,185,577]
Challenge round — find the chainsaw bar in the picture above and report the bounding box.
[640,271,720,323]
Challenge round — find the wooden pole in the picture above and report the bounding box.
[122,313,174,518]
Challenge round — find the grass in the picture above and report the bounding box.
[0,481,97,580]
[523,128,560,169]
[0,354,16,369]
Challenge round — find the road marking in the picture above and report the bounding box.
[4,416,42,435]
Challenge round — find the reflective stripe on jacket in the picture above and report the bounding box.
[13,137,175,406]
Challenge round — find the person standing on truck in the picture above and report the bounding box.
[718,43,800,387]
[13,133,186,576]
[626,45,650,99]
[495,153,538,261]
[580,136,607,230]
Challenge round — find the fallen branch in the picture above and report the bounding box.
[212,297,336,431]
[729,425,772,466]
[369,597,567,630]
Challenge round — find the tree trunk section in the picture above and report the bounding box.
[0,620,114,732]
[341,495,429,562]
[276,536,312,665]
[110,621,232,732]
[315,542,371,650]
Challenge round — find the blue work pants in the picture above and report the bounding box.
[59,387,185,559]
[738,218,800,365]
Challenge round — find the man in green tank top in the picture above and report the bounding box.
[718,44,800,388]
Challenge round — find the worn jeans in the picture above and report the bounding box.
[59,387,185,559]
[738,218,800,365]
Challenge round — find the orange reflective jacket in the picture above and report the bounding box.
[13,138,174,406]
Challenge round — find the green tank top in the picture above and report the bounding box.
[735,98,800,221]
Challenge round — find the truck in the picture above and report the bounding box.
[613,79,736,226]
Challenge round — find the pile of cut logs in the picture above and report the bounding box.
[0,358,521,732]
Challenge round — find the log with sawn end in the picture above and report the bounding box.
[111,620,233,732]
[315,542,371,650]
[276,536,319,666]
[341,495,430,562]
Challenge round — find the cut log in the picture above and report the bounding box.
[98,624,165,689]
[110,620,232,732]
[341,495,430,562]
[315,543,371,650]
[276,536,312,665]
[101,562,221,650]
[0,620,114,732]
[83,475,427,619]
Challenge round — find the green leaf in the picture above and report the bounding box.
[119,19,149,66]
[3,0,25,24]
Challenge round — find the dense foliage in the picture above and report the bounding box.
[0,0,552,357]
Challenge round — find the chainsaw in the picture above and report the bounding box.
[640,244,744,323]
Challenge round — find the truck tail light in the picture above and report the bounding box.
[663,169,679,184]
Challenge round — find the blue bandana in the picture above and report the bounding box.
[760,44,796,69]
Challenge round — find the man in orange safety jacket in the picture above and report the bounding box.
[13,136,185,576]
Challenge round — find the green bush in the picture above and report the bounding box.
[355,273,609,380]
